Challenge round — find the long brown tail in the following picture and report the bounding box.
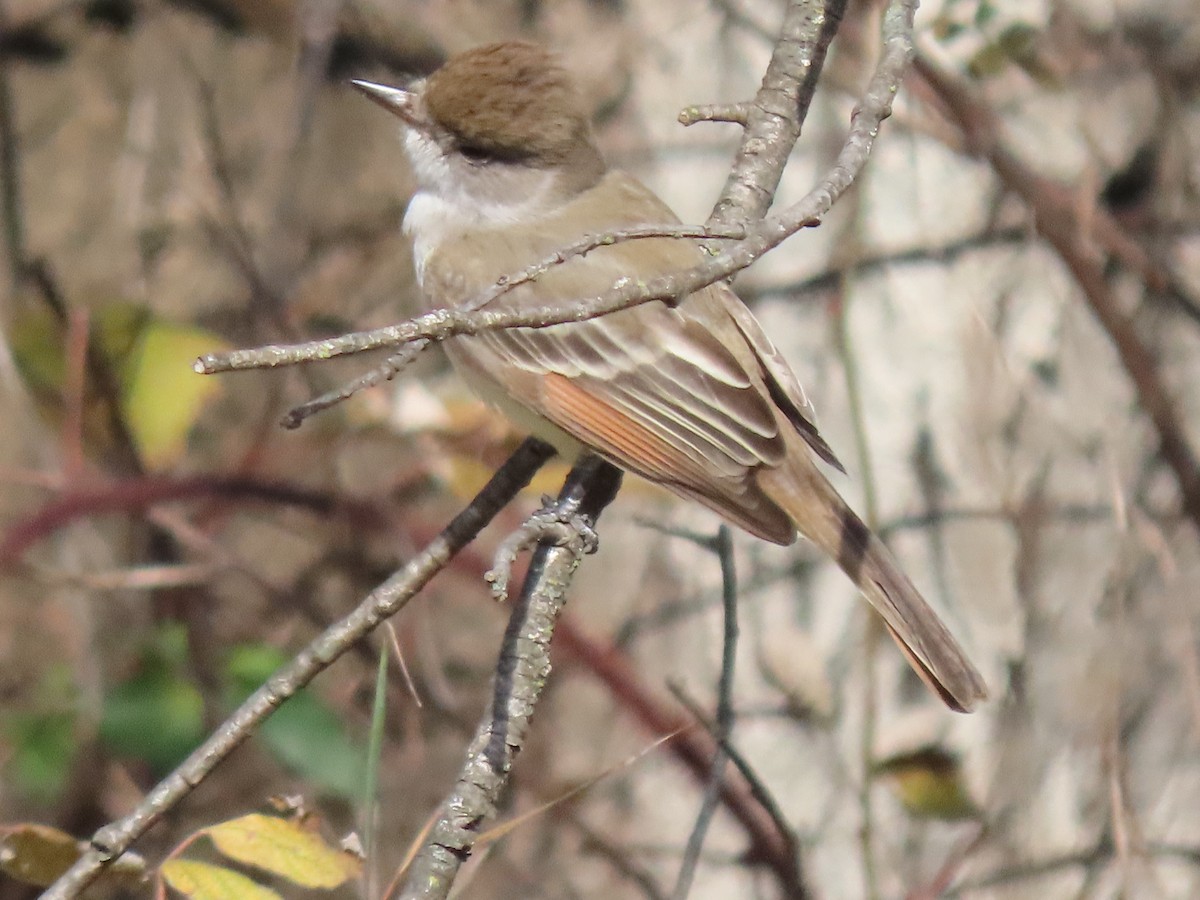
[759,454,988,713]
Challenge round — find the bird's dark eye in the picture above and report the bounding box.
[457,143,493,164]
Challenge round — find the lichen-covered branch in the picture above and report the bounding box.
[39,439,557,900]
[398,458,623,900]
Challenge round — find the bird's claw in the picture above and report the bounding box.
[486,498,600,602]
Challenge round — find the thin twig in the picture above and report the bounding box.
[414,520,808,891]
[672,526,739,899]
[833,276,883,900]
[197,223,747,375]
[1,474,391,567]
[189,70,279,310]
[668,684,802,878]
[576,820,669,900]
[561,618,805,892]
[941,838,1200,897]
[60,307,89,481]
[193,150,856,375]
[484,502,599,605]
[278,225,744,423]
[280,340,430,428]
[0,0,27,292]
[678,103,751,127]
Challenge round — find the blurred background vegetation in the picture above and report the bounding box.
[2,0,1200,897]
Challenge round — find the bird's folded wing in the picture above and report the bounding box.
[421,173,840,541]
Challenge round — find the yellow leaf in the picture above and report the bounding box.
[122,322,228,469]
[874,746,978,821]
[160,859,281,900]
[0,823,81,887]
[202,813,361,889]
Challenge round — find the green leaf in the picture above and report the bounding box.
[2,711,75,802]
[9,308,67,399]
[0,823,146,888]
[974,0,998,27]
[9,303,224,466]
[224,645,365,799]
[100,630,205,773]
[997,23,1039,60]
[11,303,151,400]
[1,666,79,801]
[930,15,965,41]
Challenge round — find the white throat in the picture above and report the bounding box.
[401,129,562,285]
[403,185,558,284]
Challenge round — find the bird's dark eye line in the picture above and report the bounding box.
[451,140,538,166]
[457,143,494,164]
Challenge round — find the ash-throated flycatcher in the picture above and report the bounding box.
[353,42,987,712]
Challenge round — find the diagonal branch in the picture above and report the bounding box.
[198,0,916,380]
[38,439,557,900]
[912,54,1200,537]
[709,0,849,226]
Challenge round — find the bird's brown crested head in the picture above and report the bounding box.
[423,41,593,166]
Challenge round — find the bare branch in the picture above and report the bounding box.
[38,439,558,900]
[558,618,805,890]
[485,504,599,603]
[1,474,391,567]
[678,102,751,127]
[671,526,745,900]
[913,53,1200,538]
[0,0,27,290]
[398,457,623,900]
[280,340,430,429]
[708,0,851,227]
[197,223,747,375]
